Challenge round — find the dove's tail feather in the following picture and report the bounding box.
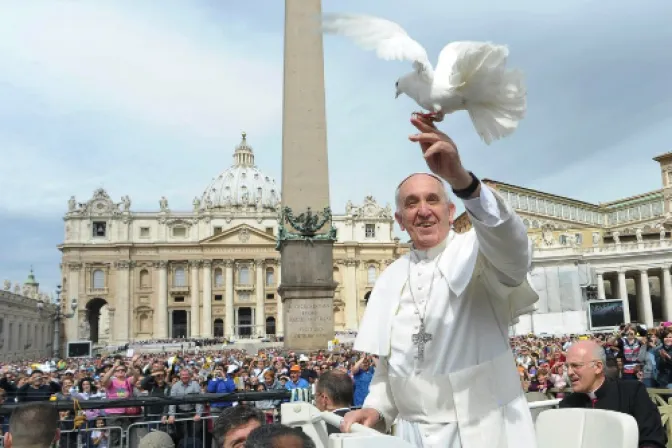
[434,42,527,145]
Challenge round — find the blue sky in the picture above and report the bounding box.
[1,0,671,294]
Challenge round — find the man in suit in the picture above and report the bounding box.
[315,370,354,435]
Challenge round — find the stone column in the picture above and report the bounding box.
[107,307,115,344]
[224,260,234,337]
[202,260,212,337]
[662,268,672,322]
[115,261,131,344]
[618,271,631,324]
[596,272,606,300]
[639,270,654,327]
[255,260,266,336]
[279,0,336,350]
[67,263,81,343]
[345,260,359,330]
[276,264,284,336]
[189,261,201,338]
[156,261,168,338]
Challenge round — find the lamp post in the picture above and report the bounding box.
[37,285,77,358]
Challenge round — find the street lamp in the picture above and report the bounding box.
[37,285,77,358]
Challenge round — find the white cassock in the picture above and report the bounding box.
[354,185,539,448]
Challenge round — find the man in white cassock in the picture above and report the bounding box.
[340,115,539,448]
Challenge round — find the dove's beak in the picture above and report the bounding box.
[395,91,401,99]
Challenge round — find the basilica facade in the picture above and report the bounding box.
[58,133,407,345]
[455,152,672,334]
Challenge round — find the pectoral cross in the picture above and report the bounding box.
[412,323,432,362]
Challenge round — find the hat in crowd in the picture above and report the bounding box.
[138,431,175,448]
[227,365,238,374]
[290,365,301,372]
[298,354,309,362]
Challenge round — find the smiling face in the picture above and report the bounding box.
[395,174,455,250]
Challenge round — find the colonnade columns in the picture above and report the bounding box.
[224,260,234,337]
[596,272,606,301]
[662,267,672,322]
[155,261,168,338]
[617,270,631,324]
[115,261,131,344]
[202,260,212,338]
[276,264,283,336]
[189,261,200,338]
[639,270,654,327]
[255,260,265,336]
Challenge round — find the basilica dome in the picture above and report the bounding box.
[201,133,280,210]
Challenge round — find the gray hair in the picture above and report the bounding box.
[245,424,316,448]
[138,431,175,448]
[593,343,607,367]
[395,173,451,212]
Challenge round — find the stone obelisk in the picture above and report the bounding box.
[278,0,336,350]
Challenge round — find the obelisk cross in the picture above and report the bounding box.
[412,324,432,362]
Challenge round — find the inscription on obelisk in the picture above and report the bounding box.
[278,0,336,350]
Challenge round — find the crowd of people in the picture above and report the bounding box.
[513,322,672,395]
[0,323,668,446]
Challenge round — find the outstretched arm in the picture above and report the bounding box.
[463,183,530,286]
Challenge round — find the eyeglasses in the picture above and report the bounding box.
[566,360,601,371]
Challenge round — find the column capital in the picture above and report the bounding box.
[639,269,650,275]
[188,260,202,269]
[68,262,83,271]
[202,260,213,268]
[595,271,604,277]
[253,259,265,268]
[344,259,359,267]
[223,259,234,268]
[155,260,168,269]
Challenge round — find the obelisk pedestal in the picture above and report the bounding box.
[278,0,336,351]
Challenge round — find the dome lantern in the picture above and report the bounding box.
[233,132,255,167]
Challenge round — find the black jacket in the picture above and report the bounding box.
[559,378,666,448]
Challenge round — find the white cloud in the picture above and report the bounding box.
[0,1,283,140]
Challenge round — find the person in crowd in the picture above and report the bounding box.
[284,366,309,390]
[16,370,60,402]
[4,402,60,448]
[314,370,354,435]
[168,368,204,446]
[212,405,266,448]
[655,331,672,388]
[350,355,374,407]
[619,327,646,380]
[342,115,539,447]
[207,364,237,414]
[560,340,666,448]
[244,424,316,448]
[140,365,171,424]
[101,355,142,448]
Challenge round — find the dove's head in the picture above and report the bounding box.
[395,72,425,102]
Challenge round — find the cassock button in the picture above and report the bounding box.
[418,285,423,290]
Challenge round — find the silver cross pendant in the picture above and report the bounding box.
[411,323,432,362]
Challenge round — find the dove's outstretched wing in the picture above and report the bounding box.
[322,13,433,76]
[432,41,526,144]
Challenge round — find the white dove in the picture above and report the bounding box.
[322,13,527,145]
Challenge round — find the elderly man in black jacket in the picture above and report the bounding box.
[560,340,666,448]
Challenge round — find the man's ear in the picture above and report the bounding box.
[5,431,12,448]
[394,212,405,231]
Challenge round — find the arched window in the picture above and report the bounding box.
[214,268,224,287]
[92,269,105,290]
[367,266,377,285]
[265,268,274,287]
[174,267,186,287]
[238,266,250,285]
[139,270,150,288]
